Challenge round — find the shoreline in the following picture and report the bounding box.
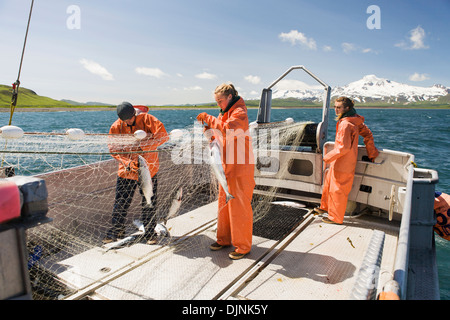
[0,107,117,112]
[1,105,449,112]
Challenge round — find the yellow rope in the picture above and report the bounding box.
[9,104,16,125]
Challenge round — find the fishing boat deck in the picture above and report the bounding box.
[26,141,437,300]
[58,200,400,300]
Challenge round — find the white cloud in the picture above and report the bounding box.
[135,67,168,78]
[279,30,317,50]
[409,72,430,81]
[341,43,376,54]
[184,86,202,91]
[79,58,114,81]
[322,45,333,52]
[409,26,429,49]
[396,26,429,50]
[342,42,356,54]
[244,75,261,85]
[195,72,217,80]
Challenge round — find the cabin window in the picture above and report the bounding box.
[288,159,313,176]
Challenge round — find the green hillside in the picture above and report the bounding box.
[0,84,73,108]
[437,93,450,104]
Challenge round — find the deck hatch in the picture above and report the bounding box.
[252,203,309,240]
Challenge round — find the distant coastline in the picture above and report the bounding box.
[0,106,116,112]
[1,105,449,112]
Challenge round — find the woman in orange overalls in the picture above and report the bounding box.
[315,97,379,224]
[197,83,255,260]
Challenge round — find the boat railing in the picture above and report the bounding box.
[387,161,439,299]
[391,163,414,299]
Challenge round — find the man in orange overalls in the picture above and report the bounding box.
[104,102,169,244]
[315,97,379,224]
[197,83,255,260]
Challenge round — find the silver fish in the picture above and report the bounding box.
[155,223,169,237]
[209,140,234,203]
[164,187,183,224]
[104,219,145,252]
[155,188,183,237]
[138,155,153,207]
[105,235,137,252]
[271,201,306,209]
[133,219,145,233]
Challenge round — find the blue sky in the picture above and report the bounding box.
[0,0,449,105]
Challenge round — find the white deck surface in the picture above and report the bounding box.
[58,202,400,300]
[237,216,399,300]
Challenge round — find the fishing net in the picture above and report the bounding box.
[0,119,317,300]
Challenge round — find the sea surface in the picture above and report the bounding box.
[4,107,450,300]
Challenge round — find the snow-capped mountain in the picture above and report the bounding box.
[270,75,449,104]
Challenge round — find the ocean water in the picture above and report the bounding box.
[4,107,450,299]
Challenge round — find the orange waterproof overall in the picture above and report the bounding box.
[109,110,169,180]
[201,98,255,254]
[434,192,450,241]
[320,114,379,224]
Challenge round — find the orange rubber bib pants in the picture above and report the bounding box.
[320,114,378,224]
[200,98,255,254]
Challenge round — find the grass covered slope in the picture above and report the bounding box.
[0,85,73,108]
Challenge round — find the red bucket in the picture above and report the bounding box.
[0,180,21,224]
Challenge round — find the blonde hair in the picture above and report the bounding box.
[214,83,238,97]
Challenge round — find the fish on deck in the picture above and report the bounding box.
[164,187,183,224]
[103,220,145,252]
[271,201,306,209]
[156,187,184,238]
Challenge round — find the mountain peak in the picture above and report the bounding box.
[362,74,382,81]
[357,75,392,87]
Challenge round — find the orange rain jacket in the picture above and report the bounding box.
[109,108,169,180]
[199,97,255,254]
[320,113,379,224]
[434,192,450,241]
